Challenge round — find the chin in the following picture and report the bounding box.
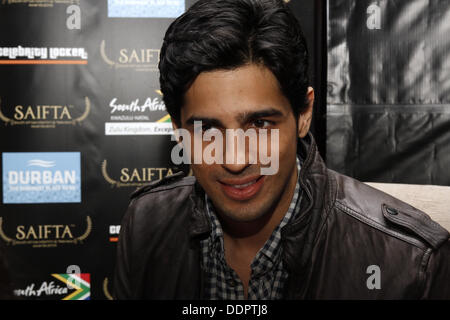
[219,201,271,223]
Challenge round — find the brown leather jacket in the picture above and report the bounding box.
[113,133,450,299]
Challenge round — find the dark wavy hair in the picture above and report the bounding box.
[159,0,309,126]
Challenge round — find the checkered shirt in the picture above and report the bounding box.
[200,157,302,300]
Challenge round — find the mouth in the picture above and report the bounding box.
[219,175,265,201]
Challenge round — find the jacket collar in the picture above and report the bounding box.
[188,182,210,239]
[280,133,335,272]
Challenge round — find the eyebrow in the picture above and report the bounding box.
[185,116,224,128]
[184,107,285,128]
[238,108,284,123]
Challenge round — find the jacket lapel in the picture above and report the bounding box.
[282,133,336,299]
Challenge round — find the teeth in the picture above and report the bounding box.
[230,179,258,189]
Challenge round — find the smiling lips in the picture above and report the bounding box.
[219,175,265,201]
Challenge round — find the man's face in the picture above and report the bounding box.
[178,63,306,222]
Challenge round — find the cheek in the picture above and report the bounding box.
[273,124,298,159]
[191,164,205,180]
[191,164,215,187]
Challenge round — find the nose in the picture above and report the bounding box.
[221,162,250,174]
[221,132,251,174]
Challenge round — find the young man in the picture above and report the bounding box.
[113,0,450,299]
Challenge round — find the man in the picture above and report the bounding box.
[113,0,450,299]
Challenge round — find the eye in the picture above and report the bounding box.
[202,124,221,134]
[193,123,210,132]
[201,124,211,131]
[251,119,273,128]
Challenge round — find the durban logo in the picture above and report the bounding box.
[2,152,81,204]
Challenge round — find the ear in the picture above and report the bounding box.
[297,87,314,138]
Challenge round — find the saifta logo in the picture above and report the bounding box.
[101,160,180,188]
[100,40,159,72]
[0,97,90,128]
[0,216,92,248]
[103,277,114,300]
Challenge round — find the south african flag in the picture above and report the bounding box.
[51,273,90,300]
[156,114,171,123]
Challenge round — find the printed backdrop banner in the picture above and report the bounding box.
[0,0,324,300]
[327,0,450,185]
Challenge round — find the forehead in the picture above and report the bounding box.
[181,64,292,123]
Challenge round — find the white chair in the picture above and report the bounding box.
[365,183,450,232]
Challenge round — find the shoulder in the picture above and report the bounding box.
[328,169,450,251]
[130,171,196,200]
[122,171,197,229]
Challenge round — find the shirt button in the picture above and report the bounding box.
[227,279,236,287]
